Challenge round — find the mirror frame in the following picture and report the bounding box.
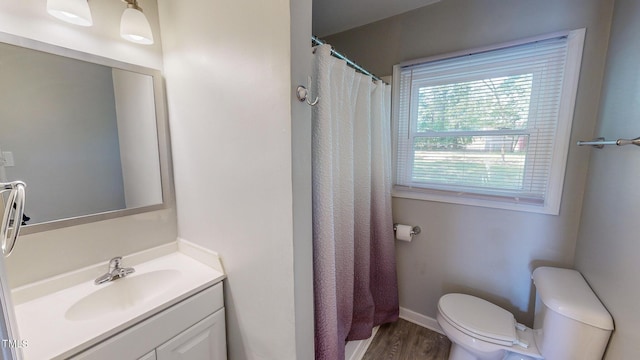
[0,32,174,235]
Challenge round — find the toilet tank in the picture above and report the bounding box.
[532,267,614,360]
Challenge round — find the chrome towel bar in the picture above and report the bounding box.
[577,137,640,149]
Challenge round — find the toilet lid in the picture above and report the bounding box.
[439,293,517,346]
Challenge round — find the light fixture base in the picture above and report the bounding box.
[122,0,143,11]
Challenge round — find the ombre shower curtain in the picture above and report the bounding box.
[312,44,399,360]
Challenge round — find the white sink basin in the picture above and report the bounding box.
[14,250,225,360]
[65,269,181,321]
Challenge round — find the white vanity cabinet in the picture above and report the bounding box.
[132,310,226,360]
[155,309,226,360]
[71,282,227,360]
[14,248,227,360]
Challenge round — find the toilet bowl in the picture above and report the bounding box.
[437,267,614,360]
[437,294,541,360]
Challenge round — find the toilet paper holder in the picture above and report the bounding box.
[393,223,421,236]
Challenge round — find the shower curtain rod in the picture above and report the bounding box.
[312,36,384,82]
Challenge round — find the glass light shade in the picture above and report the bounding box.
[46,0,93,27]
[120,8,154,45]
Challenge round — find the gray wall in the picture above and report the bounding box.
[574,0,640,358]
[324,0,614,325]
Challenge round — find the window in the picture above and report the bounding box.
[392,29,585,214]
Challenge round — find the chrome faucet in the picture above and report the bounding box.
[95,256,135,285]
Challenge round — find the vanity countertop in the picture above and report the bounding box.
[12,242,225,360]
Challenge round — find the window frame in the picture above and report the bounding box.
[391,29,586,215]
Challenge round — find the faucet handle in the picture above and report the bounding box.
[108,256,123,271]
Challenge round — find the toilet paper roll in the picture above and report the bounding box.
[395,224,413,242]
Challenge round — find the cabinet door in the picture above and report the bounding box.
[156,308,226,360]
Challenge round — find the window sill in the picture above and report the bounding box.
[391,186,560,215]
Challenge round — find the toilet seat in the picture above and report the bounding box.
[438,293,518,347]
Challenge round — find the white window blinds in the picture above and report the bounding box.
[393,30,585,214]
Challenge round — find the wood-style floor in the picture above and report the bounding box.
[362,319,451,360]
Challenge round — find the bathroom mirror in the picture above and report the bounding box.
[0,32,172,235]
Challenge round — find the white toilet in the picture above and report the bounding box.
[437,267,614,360]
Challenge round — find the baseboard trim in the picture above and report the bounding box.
[399,307,444,335]
[345,326,379,360]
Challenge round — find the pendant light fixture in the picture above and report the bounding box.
[46,0,154,45]
[120,0,154,45]
[46,0,93,27]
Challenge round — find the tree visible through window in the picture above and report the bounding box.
[393,30,586,214]
[413,74,533,191]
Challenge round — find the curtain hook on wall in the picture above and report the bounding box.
[296,76,319,106]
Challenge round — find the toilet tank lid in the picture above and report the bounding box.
[532,267,614,330]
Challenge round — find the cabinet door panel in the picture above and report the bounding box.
[157,308,226,360]
[71,284,223,360]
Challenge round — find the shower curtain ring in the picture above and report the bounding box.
[296,76,319,106]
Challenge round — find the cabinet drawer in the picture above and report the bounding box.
[72,283,223,360]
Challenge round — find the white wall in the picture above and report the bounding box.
[325,0,614,325]
[0,0,163,70]
[574,0,640,357]
[113,69,163,209]
[157,0,308,359]
[290,0,315,358]
[0,0,177,287]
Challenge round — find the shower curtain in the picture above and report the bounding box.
[312,44,399,360]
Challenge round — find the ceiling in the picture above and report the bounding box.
[312,0,441,37]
